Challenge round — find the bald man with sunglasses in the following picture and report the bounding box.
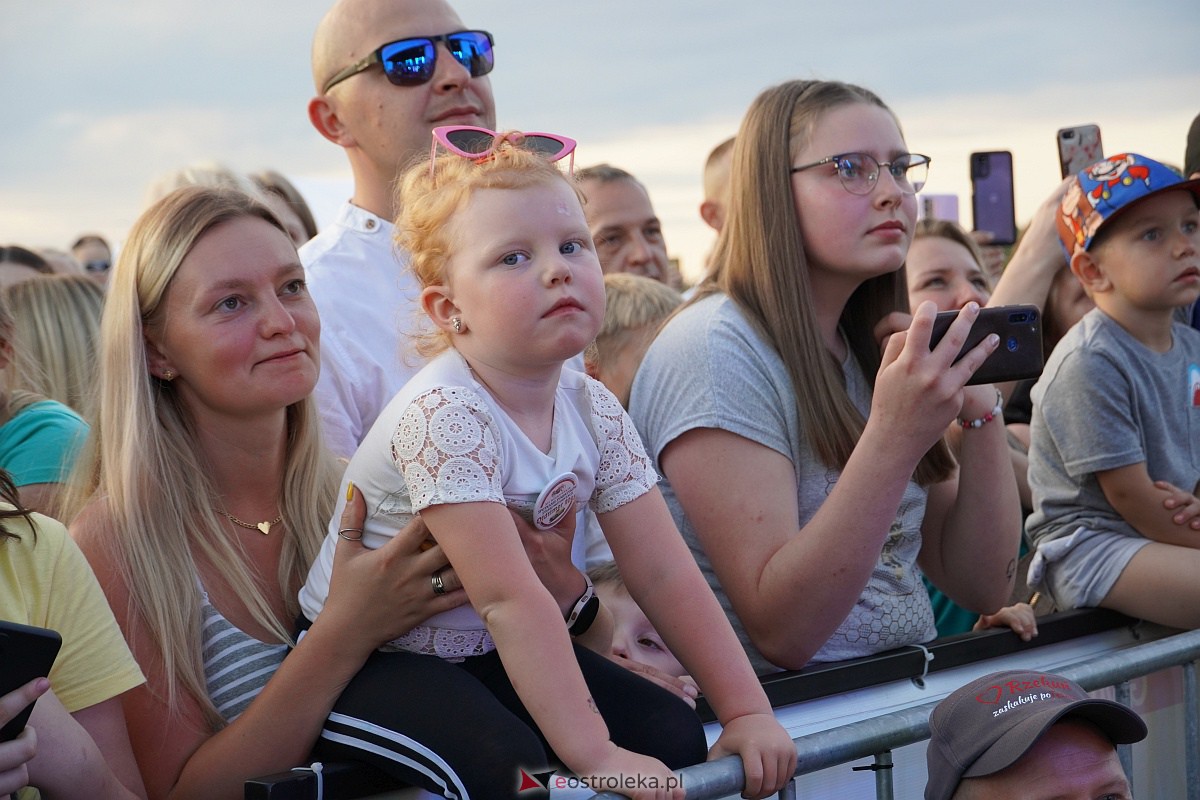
[303,0,497,461]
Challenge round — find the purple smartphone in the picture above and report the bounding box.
[970,151,1017,246]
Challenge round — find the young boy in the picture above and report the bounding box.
[584,272,682,408]
[588,560,689,680]
[1026,153,1200,629]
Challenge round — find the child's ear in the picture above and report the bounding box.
[1070,249,1111,295]
[421,285,461,333]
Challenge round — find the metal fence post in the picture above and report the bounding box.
[872,751,893,800]
[1185,661,1199,800]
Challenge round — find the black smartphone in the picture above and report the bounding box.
[970,151,1017,246]
[0,621,62,742]
[929,304,1043,385]
[1057,124,1103,178]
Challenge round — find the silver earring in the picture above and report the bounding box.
[452,317,462,333]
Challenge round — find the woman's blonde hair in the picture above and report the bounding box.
[911,217,991,287]
[64,186,339,730]
[394,138,580,357]
[699,79,953,484]
[0,274,105,419]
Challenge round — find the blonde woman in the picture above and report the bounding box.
[1,274,105,418]
[66,186,473,799]
[0,288,89,517]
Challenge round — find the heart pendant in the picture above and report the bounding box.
[257,521,272,535]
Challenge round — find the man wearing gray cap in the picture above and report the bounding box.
[926,669,1146,800]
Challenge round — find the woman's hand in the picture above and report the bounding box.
[872,301,999,455]
[0,678,46,795]
[321,485,467,653]
[510,501,585,613]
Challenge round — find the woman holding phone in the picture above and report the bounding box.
[629,80,1022,672]
[0,463,145,798]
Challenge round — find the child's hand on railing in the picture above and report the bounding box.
[707,712,796,799]
[974,603,1039,641]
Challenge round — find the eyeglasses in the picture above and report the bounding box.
[322,30,494,93]
[431,126,577,174]
[790,152,931,195]
[84,260,111,273]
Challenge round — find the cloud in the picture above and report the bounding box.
[2,0,1197,271]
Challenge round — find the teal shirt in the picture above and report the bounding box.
[0,400,88,485]
[925,538,1030,637]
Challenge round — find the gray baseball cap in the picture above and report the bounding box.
[925,669,1147,800]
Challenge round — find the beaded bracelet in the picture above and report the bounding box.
[958,389,1004,430]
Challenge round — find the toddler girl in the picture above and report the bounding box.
[300,128,793,800]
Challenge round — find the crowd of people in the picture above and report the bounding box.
[2,0,1199,798]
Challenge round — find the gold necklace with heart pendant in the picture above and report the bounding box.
[217,509,283,535]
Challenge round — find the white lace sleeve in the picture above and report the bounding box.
[583,376,658,514]
[390,385,505,511]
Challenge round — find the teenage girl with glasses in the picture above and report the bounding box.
[298,131,795,800]
[629,80,1023,674]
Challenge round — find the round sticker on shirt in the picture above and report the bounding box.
[533,472,578,530]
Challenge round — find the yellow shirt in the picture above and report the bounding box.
[0,507,143,712]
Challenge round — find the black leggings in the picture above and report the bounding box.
[312,644,707,799]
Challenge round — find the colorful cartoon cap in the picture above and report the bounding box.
[924,669,1146,800]
[1057,152,1200,256]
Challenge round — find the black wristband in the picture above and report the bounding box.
[566,574,600,637]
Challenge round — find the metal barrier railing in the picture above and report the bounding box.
[593,628,1200,800]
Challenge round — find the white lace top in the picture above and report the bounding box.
[299,349,656,661]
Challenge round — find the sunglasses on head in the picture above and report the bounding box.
[431,126,577,174]
[323,30,494,93]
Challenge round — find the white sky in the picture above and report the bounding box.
[3,0,1197,282]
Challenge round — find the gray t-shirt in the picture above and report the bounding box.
[1027,308,1200,548]
[629,293,935,674]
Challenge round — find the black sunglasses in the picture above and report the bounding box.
[322,30,494,93]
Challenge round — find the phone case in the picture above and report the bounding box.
[0,621,62,742]
[1057,124,1103,178]
[970,151,1017,246]
[929,304,1043,385]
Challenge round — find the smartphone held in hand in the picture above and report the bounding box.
[0,621,62,742]
[970,151,1017,246]
[929,304,1044,385]
[1057,124,1104,178]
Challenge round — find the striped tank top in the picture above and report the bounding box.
[200,591,288,723]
